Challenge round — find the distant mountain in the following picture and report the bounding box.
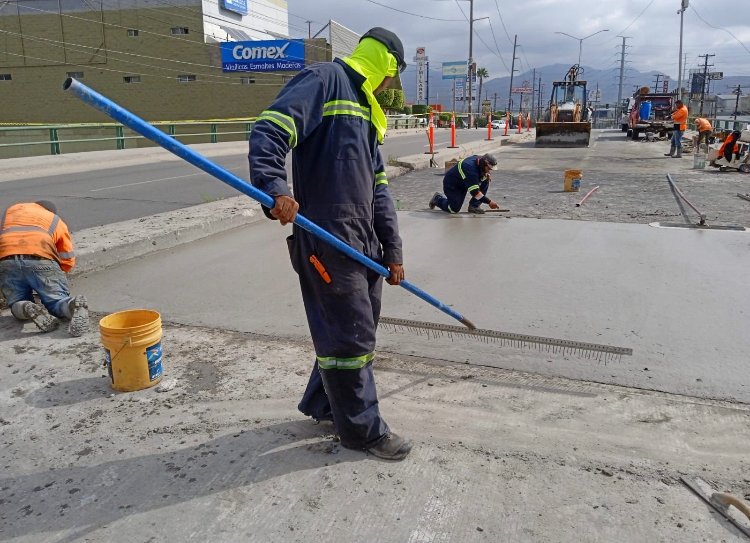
[402,63,750,111]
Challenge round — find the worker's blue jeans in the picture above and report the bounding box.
[0,256,72,318]
[435,179,490,213]
[671,128,684,150]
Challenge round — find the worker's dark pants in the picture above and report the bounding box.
[435,179,489,213]
[697,130,712,147]
[288,232,389,450]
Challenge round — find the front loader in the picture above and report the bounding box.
[535,64,592,148]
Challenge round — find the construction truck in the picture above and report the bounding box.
[535,64,592,147]
[626,87,673,140]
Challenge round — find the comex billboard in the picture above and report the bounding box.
[221,40,305,72]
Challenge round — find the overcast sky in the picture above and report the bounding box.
[285,0,749,86]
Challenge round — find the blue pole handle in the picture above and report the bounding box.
[63,78,475,330]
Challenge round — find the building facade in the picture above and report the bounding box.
[0,0,330,123]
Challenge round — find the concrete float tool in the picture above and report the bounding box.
[681,476,750,538]
[64,78,632,360]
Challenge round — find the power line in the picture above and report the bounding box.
[689,2,750,56]
[364,0,463,21]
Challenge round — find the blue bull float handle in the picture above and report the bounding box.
[63,78,476,330]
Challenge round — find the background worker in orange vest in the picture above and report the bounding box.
[694,117,713,147]
[665,99,689,158]
[0,201,89,336]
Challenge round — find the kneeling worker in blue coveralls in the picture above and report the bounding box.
[248,28,412,460]
[429,154,500,214]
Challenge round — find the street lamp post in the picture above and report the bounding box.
[554,29,609,67]
[677,0,689,101]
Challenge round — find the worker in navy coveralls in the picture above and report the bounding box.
[429,154,500,214]
[248,28,412,460]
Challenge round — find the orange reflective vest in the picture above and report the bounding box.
[0,203,76,272]
[695,118,712,132]
[672,105,689,131]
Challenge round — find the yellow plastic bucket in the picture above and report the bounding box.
[564,169,582,192]
[99,309,163,392]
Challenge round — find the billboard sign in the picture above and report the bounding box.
[454,78,464,101]
[690,73,705,99]
[220,0,247,15]
[415,48,427,103]
[708,71,723,80]
[442,61,466,79]
[220,40,305,72]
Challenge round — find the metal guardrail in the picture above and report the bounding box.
[0,120,258,157]
[0,115,426,157]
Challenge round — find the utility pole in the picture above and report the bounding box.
[677,0,688,100]
[733,85,743,122]
[506,34,518,114]
[537,77,544,120]
[530,68,536,122]
[493,92,497,112]
[698,53,714,115]
[653,73,663,90]
[306,20,312,39]
[616,36,629,109]
[467,0,474,129]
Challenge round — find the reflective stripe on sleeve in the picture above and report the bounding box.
[467,184,480,192]
[323,100,370,121]
[375,172,388,186]
[457,159,467,180]
[317,352,374,370]
[257,110,298,148]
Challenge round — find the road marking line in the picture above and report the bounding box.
[90,172,202,192]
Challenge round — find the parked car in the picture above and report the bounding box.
[491,120,507,130]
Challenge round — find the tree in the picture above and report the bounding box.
[376,89,405,113]
[476,67,489,115]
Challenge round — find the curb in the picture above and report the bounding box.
[72,196,264,277]
[70,133,531,276]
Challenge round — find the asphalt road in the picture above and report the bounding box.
[0,129,492,231]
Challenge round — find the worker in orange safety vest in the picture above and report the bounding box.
[694,117,713,147]
[0,201,89,336]
[665,99,689,158]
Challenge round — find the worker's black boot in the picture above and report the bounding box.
[13,301,60,332]
[367,432,412,461]
[67,295,90,337]
[428,192,442,210]
[467,206,485,214]
[664,145,675,157]
[674,148,683,158]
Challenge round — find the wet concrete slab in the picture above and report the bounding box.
[72,213,750,403]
